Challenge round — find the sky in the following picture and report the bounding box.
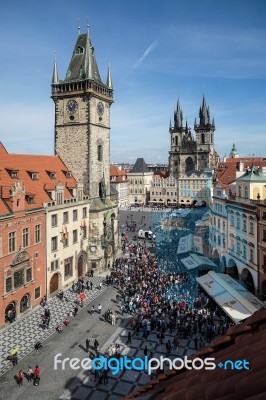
[0,0,266,164]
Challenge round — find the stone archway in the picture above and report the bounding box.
[221,256,226,273]
[226,258,239,280]
[261,281,266,301]
[20,293,31,313]
[5,301,17,323]
[50,273,59,295]
[212,249,220,267]
[78,253,87,278]
[241,268,255,294]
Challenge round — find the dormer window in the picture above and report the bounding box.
[50,172,56,179]
[75,46,84,55]
[26,195,35,204]
[65,172,72,178]
[28,171,39,180]
[7,169,19,179]
[11,171,18,178]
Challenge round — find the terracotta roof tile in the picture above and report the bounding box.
[245,307,266,325]
[0,148,78,213]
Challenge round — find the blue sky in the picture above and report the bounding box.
[0,0,266,163]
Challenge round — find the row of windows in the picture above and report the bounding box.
[230,214,254,234]
[230,239,254,262]
[130,189,143,194]
[212,235,226,247]
[51,207,87,226]
[238,186,249,199]
[7,225,41,253]
[50,257,73,280]
[129,179,144,184]
[151,192,177,196]
[51,228,87,251]
[213,216,254,235]
[6,267,32,293]
[51,189,84,205]
[213,218,226,231]
[153,183,176,187]
[214,203,224,213]
[180,191,207,197]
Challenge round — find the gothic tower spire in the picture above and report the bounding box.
[174,99,183,130]
[52,52,59,84]
[51,25,113,197]
[106,62,113,89]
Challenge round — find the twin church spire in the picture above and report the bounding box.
[51,24,112,90]
[170,95,215,132]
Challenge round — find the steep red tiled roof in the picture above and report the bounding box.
[126,306,266,400]
[110,165,126,177]
[0,143,77,213]
[215,158,266,187]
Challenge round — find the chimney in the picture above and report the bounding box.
[238,161,244,172]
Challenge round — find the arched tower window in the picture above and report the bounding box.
[75,46,84,55]
[201,133,205,144]
[97,145,103,161]
[185,157,194,173]
[175,136,178,146]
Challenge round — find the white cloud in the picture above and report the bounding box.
[132,40,158,70]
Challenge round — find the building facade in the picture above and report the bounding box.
[110,165,128,207]
[211,166,266,296]
[127,158,154,205]
[149,175,178,207]
[44,182,90,297]
[0,144,91,325]
[178,170,213,205]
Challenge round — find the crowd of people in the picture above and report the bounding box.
[10,210,234,388]
[17,365,40,387]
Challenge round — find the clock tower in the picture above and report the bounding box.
[51,28,113,198]
[51,27,119,272]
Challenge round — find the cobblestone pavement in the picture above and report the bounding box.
[0,276,107,377]
[59,316,200,400]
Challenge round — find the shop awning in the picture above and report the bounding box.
[177,234,193,254]
[196,271,264,323]
[180,253,217,269]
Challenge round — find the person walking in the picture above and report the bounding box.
[85,339,90,352]
[173,336,179,352]
[18,370,24,386]
[12,353,18,366]
[33,365,40,386]
[127,331,132,345]
[73,305,78,317]
[94,339,99,352]
[98,304,102,314]
[90,281,93,290]
[166,339,172,355]
[144,345,148,356]
[28,367,34,382]
[103,369,108,384]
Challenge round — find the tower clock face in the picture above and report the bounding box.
[97,101,104,117]
[66,99,78,115]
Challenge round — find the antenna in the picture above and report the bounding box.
[87,16,90,35]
